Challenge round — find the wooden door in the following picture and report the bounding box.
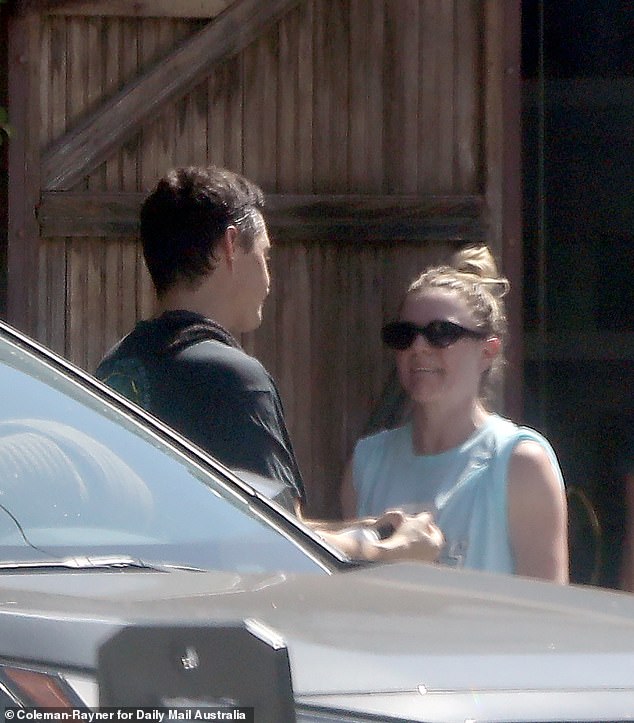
[7,0,521,516]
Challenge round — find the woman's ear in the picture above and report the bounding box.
[481,336,501,370]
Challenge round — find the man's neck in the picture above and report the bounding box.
[154,283,234,331]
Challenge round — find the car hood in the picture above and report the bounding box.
[1,561,634,698]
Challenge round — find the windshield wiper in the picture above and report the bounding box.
[0,555,209,573]
[0,555,160,572]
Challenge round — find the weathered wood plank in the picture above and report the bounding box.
[137,20,174,318]
[39,17,68,352]
[243,25,278,190]
[186,81,209,166]
[36,23,54,347]
[139,20,177,191]
[102,18,123,188]
[348,0,369,191]
[48,0,232,18]
[267,194,485,242]
[38,191,487,242]
[172,20,203,167]
[263,0,313,193]
[436,0,456,191]
[66,16,92,362]
[418,0,439,191]
[7,11,42,335]
[454,0,480,192]
[484,0,523,418]
[91,21,143,350]
[279,246,312,490]
[207,57,243,171]
[86,16,105,189]
[85,17,107,367]
[306,246,336,515]
[38,240,67,355]
[47,16,68,143]
[42,0,303,190]
[65,16,88,136]
[313,0,349,193]
[349,0,384,192]
[39,13,51,147]
[11,0,68,14]
[277,5,300,192]
[385,0,419,193]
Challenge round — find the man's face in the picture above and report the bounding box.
[231,215,271,334]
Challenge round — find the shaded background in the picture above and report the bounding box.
[521,0,634,587]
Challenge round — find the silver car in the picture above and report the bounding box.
[1,320,634,722]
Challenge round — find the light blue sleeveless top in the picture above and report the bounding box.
[352,414,564,574]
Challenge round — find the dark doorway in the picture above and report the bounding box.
[521,0,634,587]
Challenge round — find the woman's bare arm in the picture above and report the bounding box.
[620,473,634,592]
[507,440,569,583]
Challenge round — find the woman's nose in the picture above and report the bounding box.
[409,332,432,352]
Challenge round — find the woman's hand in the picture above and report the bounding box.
[318,509,444,564]
[364,510,444,563]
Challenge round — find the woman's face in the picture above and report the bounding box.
[395,288,497,407]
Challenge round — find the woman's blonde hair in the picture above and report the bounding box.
[405,244,509,402]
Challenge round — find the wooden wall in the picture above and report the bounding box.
[0,2,8,319]
[7,0,521,517]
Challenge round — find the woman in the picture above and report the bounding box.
[341,245,569,582]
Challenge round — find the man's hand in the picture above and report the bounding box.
[315,509,444,564]
[363,510,444,563]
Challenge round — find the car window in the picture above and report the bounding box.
[0,334,327,575]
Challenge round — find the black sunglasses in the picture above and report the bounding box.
[381,320,488,350]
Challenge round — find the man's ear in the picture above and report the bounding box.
[219,226,239,269]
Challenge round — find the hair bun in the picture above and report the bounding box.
[449,245,510,298]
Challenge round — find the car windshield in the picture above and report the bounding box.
[0,331,328,575]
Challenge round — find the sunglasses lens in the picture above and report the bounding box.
[382,320,483,350]
[382,322,416,350]
[425,321,462,348]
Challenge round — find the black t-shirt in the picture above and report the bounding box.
[95,310,305,504]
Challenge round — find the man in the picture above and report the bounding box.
[96,165,442,563]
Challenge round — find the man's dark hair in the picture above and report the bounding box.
[140,165,265,298]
